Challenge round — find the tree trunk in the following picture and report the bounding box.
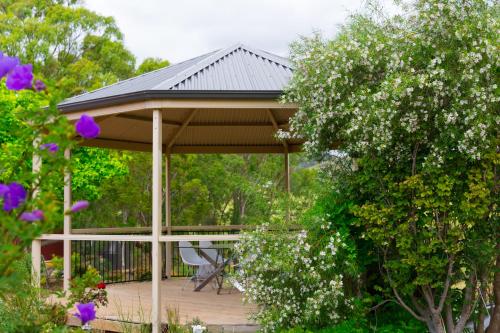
[476,310,485,333]
[487,246,500,333]
[231,190,242,225]
[426,317,445,333]
[429,314,446,333]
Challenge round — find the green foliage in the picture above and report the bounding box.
[0,256,68,333]
[0,0,136,98]
[136,57,170,75]
[166,306,190,333]
[278,305,426,332]
[284,0,499,331]
[71,147,129,201]
[73,152,319,228]
[68,266,108,308]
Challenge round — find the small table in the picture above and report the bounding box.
[194,244,234,293]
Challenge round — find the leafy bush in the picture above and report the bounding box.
[68,266,108,308]
[235,221,353,331]
[0,256,68,333]
[278,308,425,333]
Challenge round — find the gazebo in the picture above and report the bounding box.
[32,43,300,332]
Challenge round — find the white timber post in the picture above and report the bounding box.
[152,110,163,332]
[31,239,42,286]
[284,148,290,193]
[165,153,172,278]
[63,148,72,292]
[31,138,42,286]
[284,147,291,221]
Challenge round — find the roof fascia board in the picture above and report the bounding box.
[59,90,285,113]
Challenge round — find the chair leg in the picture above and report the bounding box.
[181,275,195,291]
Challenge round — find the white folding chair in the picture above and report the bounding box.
[178,241,212,290]
[199,240,224,264]
[199,240,245,292]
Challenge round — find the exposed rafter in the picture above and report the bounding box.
[116,113,288,128]
[167,109,198,150]
[266,108,289,150]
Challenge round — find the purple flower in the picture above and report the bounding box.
[0,182,27,211]
[0,184,8,197]
[20,209,44,222]
[6,64,33,91]
[40,143,59,153]
[75,302,96,325]
[75,114,100,139]
[70,200,89,213]
[34,79,46,91]
[0,52,19,78]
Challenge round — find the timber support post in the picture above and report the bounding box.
[151,109,163,333]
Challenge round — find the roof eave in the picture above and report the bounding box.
[58,90,285,113]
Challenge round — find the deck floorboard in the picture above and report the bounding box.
[96,278,256,325]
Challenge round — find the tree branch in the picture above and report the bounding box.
[454,274,478,333]
[445,303,455,333]
[411,142,420,177]
[437,257,454,313]
[384,258,426,321]
[422,285,437,313]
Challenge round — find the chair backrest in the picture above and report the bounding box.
[199,241,223,263]
[179,241,208,266]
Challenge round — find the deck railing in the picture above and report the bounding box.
[67,225,244,284]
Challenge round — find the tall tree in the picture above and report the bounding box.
[0,0,137,231]
[0,0,135,98]
[285,1,499,332]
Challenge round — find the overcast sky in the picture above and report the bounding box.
[84,0,379,64]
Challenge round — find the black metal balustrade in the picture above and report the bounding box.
[70,227,240,284]
[71,240,153,283]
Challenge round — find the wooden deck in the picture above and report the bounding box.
[96,278,257,326]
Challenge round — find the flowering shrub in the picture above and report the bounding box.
[0,50,100,282]
[68,267,108,308]
[283,1,499,332]
[235,223,351,331]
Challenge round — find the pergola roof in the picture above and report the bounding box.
[58,43,301,154]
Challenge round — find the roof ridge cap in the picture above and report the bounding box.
[238,44,292,69]
[151,43,244,90]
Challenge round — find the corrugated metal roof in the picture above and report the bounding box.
[58,43,293,112]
